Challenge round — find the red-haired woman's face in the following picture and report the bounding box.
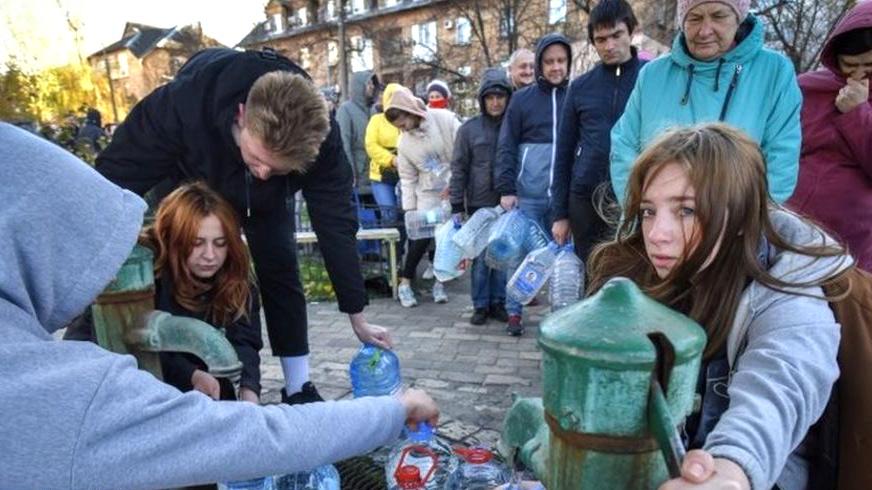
[186,214,228,279]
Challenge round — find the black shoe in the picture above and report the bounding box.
[506,315,525,337]
[470,308,488,325]
[489,304,509,323]
[281,381,325,405]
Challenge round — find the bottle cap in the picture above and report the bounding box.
[407,421,433,442]
[395,465,423,487]
[454,447,493,464]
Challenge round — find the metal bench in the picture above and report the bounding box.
[294,227,401,299]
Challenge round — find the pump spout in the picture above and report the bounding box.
[128,310,243,380]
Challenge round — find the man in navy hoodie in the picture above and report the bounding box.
[551,0,646,262]
[495,33,572,336]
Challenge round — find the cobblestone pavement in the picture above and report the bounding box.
[259,276,548,447]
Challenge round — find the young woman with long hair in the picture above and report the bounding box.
[142,181,263,403]
[588,123,852,489]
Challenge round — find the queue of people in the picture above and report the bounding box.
[2,0,871,488]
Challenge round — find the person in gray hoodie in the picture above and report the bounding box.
[336,70,379,196]
[0,122,438,490]
[586,123,851,490]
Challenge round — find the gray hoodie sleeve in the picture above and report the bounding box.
[705,287,840,490]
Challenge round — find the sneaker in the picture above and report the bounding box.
[432,282,448,303]
[281,382,324,405]
[422,263,435,280]
[398,283,418,307]
[506,315,525,337]
[470,308,488,325]
[489,303,509,323]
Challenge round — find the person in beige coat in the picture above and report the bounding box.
[385,86,461,307]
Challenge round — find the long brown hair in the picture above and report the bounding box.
[588,123,848,359]
[141,182,252,327]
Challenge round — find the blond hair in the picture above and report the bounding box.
[244,71,330,173]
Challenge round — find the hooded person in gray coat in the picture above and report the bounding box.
[0,123,438,489]
[336,70,379,195]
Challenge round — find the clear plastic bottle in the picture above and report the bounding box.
[218,477,274,490]
[549,244,584,312]
[506,242,560,305]
[405,202,451,240]
[433,217,465,282]
[485,210,531,271]
[422,155,450,191]
[445,447,511,489]
[524,221,550,252]
[349,343,402,397]
[273,465,340,490]
[451,206,504,259]
[385,423,458,490]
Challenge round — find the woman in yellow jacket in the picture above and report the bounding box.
[365,83,402,226]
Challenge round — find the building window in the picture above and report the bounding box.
[384,0,399,7]
[351,0,367,15]
[379,28,404,63]
[109,52,129,79]
[548,0,566,24]
[411,21,437,61]
[328,41,339,65]
[350,36,374,71]
[455,17,471,45]
[458,65,471,76]
[326,0,336,20]
[499,8,515,38]
[297,7,308,26]
[271,13,284,32]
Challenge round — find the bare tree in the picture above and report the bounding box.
[754,0,855,73]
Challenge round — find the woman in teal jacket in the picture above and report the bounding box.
[610,0,802,205]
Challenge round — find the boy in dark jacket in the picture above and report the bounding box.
[551,0,646,263]
[95,48,392,405]
[450,68,513,325]
[495,33,572,336]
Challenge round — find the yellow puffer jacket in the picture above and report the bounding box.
[365,83,402,183]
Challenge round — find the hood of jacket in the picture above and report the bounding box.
[380,82,402,111]
[672,14,763,69]
[386,85,428,119]
[535,33,573,90]
[349,70,374,110]
[478,67,513,118]
[0,123,146,339]
[801,1,872,92]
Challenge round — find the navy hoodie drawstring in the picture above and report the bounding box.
[244,169,252,218]
[714,58,725,92]
[681,64,695,105]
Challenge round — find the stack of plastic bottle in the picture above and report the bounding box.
[445,447,512,489]
[433,217,466,282]
[485,210,532,271]
[405,202,451,240]
[273,465,341,490]
[451,206,504,259]
[549,244,584,312]
[506,241,560,305]
[349,343,403,397]
[385,423,458,490]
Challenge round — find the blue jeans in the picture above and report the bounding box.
[471,256,507,309]
[506,198,552,316]
[371,181,398,227]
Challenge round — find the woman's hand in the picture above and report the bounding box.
[398,388,439,428]
[350,312,394,350]
[836,78,869,113]
[239,387,260,404]
[658,450,750,490]
[191,369,221,400]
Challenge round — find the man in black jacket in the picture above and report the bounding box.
[96,48,392,405]
[551,0,646,263]
[449,68,513,326]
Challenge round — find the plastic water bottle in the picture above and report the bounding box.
[485,210,531,271]
[423,154,450,191]
[405,202,451,240]
[451,206,504,259]
[385,423,458,490]
[433,217,465,282]
[274,465,340,490]
[549,244,584,312]
[506,242,560,305]
[349,343,402,397]
[218,477,274,490]
[445,447,511,489]
[524,221,550,252]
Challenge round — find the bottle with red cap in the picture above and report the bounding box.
[385,422,457,490]
[445,447,511,489]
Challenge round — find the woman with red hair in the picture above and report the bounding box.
[142,181,263,403]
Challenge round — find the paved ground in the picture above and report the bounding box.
[259,274,548,448]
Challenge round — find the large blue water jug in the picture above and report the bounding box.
[274,465,340,490]
[433,217,465,282]
[485,210,530,271]
[506,242,559,305]
[349,343,402,397]
[218,477,274,490]
[385,423,458,490]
